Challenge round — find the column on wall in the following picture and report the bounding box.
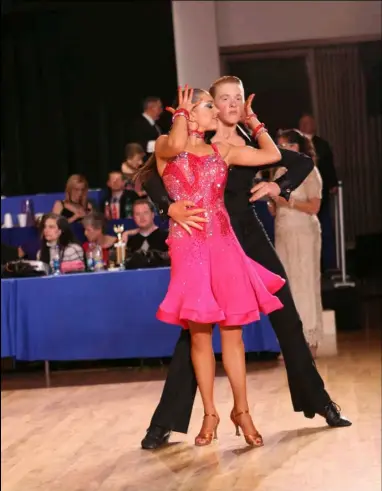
[171,1,221,90]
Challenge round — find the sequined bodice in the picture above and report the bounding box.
[163,150,228,209]
[163,149,229,239]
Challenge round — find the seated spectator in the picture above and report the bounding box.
[123,199,168,268]
[121,143,146,196]
[37,213,85,273]
[101,171,139,219]
[82,212,117,265]
[52,174,93,224]
[128,96,163,158]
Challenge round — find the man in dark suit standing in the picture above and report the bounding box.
[299,114,338,271]
[129,96,163,158]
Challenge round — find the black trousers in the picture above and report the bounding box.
[151,208,331,433]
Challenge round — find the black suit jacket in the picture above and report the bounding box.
[144,124,314,219]
[101,189,140,219]
[312,135,338,201]
[128,114,161,156]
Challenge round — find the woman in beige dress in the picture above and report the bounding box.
[268,129,323,358]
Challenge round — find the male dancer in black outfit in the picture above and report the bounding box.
[141,77,351,449]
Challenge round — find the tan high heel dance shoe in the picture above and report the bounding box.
[230,409,264,447]
[195,413,220,446]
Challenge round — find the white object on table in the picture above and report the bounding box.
[3,213,13,228]
[18,213,27,227]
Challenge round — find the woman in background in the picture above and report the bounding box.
[121,143,146,196]
[269,129,323,358]
[52,174,93,223]
[37,213,85,273]
[82,212,117,265]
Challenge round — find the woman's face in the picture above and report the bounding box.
[213,82,245,125]
[44,218,61,242]
[84,225,102,243]
[127,154,144,170]
[277,136,300,153]
[190,93,219,131]
[70,182,86,203]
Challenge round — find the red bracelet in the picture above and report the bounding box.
[251,123,265,138]
[172,108,190,123]
[254,127,268,140]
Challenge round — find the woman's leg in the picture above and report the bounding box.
[188,321,219,444]
[220,326,248,411]
[220,326,262,444]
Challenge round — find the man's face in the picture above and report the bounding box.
[150,100,163,120]
[133,203,154,230]
[299,115,316,135]
[107,173,124,192]
[213,82,245,125]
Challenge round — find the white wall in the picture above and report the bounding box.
[171,1,221,89]
[216,1,381,47]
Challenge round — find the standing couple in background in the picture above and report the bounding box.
[137,76,351,449]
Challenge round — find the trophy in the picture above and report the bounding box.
[113,224,126,269]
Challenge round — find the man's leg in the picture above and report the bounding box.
[150,329,197,432]
[142,329,198,449]
[236,210,350,425]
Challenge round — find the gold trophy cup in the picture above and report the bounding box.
[113,224,126,268]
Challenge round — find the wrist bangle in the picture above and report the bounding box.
[251,123,266,138]
[254,126,268,141]
[172,108,190,123]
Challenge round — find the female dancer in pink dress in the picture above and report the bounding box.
[155,86,285,447]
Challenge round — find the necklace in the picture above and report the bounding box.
[188,129,205,139]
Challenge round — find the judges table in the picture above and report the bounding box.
[1,268,280,371]
[1,218,167,259]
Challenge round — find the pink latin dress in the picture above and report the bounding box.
[156,144,285,329]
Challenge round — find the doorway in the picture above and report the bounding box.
[225,55,313,136]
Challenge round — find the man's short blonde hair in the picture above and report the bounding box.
[209,76,244,98]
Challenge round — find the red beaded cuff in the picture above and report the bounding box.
[254,127,268,140]
[251,123,266,138]
[172,108,190,123]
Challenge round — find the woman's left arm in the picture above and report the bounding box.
[222,132,281,168]
[224,96,281,167]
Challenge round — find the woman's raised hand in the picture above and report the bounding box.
[244,94,255,118]
[165,85,195,115]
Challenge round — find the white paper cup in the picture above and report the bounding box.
[18,213,27,227]
[3,213,13,228]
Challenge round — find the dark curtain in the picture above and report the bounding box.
[227,56,312,137]
[1,1,177,196]
[312,42,382,241]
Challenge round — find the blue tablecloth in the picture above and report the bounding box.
[1,218,167,259]
[1,279,17,357]
[1,268,279,361]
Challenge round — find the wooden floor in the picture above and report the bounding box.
[1,329,381,491]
